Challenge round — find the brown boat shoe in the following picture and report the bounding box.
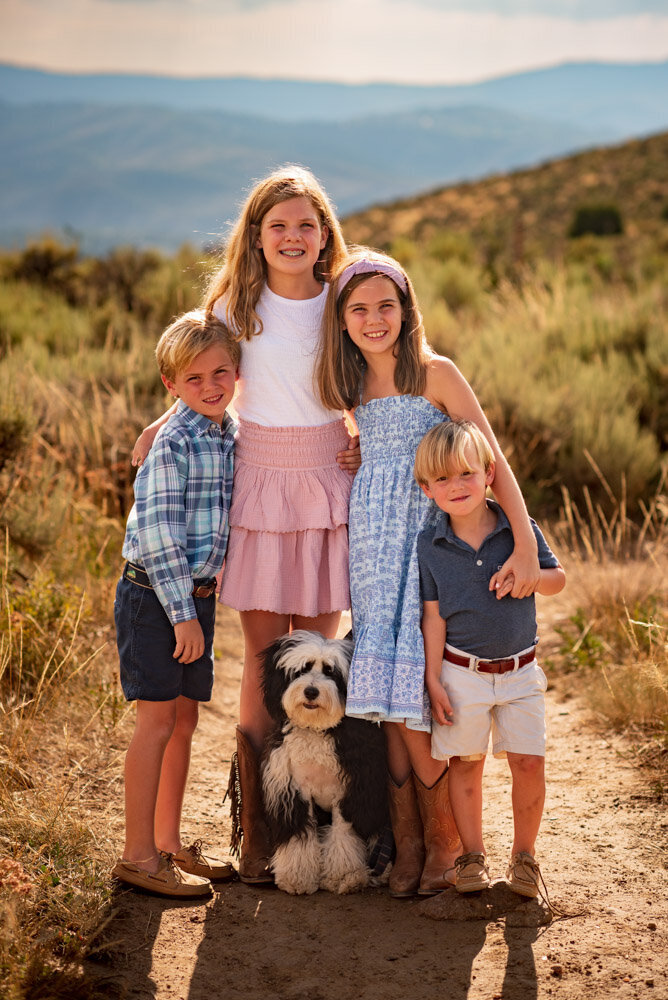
[454,852,491,894]
[505,851,541,898]
[173,840,236,882]
[112,852,213,898]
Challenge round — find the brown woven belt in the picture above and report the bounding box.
[443,647,536,674]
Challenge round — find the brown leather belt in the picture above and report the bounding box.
[123,562,216,599]
[443,647,536,674]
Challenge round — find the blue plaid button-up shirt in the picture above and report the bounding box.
[122,401,236,625]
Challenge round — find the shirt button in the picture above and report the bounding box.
[476,559,483,566]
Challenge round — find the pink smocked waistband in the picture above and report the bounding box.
[234,418,350,470]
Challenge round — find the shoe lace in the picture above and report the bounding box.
[455,852,486,871]
[512,854,577,920]
[185,839,205,861]
[158,851,187,882]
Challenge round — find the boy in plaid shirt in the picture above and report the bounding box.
[113,310,240,898]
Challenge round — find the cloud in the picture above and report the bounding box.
[399,1,668,16]
[2,0,667,83]
[28,0,668,14]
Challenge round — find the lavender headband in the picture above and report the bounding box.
[336,259,408,297]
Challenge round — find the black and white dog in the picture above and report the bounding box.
[261,630,389,895]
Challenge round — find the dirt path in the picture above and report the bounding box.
[100,605,667,1000]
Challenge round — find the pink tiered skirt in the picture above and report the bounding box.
[219,418,352,617]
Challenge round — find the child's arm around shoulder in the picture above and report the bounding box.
[530,518,566,597]
[425,355,540,599]
[536,563,566,596]
[501,562,566,599]
[132,400,179,467]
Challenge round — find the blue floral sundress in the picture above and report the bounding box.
[346,395,450,731]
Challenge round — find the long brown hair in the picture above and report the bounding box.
[203,166,347,341]
[316,247,432,410]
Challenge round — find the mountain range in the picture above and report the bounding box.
[0,60,666,252]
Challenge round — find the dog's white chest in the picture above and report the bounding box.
[284,729,344,811]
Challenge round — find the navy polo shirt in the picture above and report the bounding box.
[417,500,559,660]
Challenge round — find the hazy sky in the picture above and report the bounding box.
[2,0,668,83]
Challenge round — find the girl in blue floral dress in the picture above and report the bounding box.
[317,248,541,899]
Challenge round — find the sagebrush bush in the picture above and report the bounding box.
[454,270,665,514]
[0,280,93,359]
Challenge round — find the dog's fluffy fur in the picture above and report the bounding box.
[261,630,389,895]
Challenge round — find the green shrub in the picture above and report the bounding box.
[426,230,476,265]
[0,400,33,471]
[0,567,86,700]
[0,280,94,357]
[433,258,483,313]
[388,237,419,267]
[456,271,664,514]
[5,236,80,296]
[569,204,624,238]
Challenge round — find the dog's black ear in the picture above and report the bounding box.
[260,636,289,723]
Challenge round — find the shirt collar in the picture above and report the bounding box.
[431,499,511,546]
[176,399,235,439]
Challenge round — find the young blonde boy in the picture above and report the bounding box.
[113,310,240,898]
[415,420,565,896]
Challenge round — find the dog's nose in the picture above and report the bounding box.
[304,686,320,701]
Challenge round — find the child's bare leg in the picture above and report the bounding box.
[123,699,177,871]
[292,611,342,639]
[154,696,199,855]
[400,723,445,787]
[384,720,411,783]
[238,610,290,751]
[448,756,486,853]
[506,752,545,856]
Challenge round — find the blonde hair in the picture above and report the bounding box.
[203,165,347,341]
[156,309,241,383]
[414,419,494,487]
[316,247,432,411]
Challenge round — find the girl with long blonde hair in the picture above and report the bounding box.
[134,167,359,883]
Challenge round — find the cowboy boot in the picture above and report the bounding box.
[387,773,425,898]
[227,726,273,884]
[415,766,462,895]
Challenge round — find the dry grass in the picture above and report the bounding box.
[0,538,127,1000]
[551,467,668,772]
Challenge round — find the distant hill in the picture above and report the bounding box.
[1,60,667,136]
[0,100,596,252]
[344,131,668,265]
[1,59,666,252]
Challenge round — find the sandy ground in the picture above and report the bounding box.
[95,604,668,1000]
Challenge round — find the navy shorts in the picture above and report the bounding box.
[114,570,216,702]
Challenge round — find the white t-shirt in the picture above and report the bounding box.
[214,284,341,427]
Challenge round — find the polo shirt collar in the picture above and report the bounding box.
[431,499,512,546]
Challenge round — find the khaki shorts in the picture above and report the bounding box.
[431,652,547,762]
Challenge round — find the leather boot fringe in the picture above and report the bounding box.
[225,749,243,859]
